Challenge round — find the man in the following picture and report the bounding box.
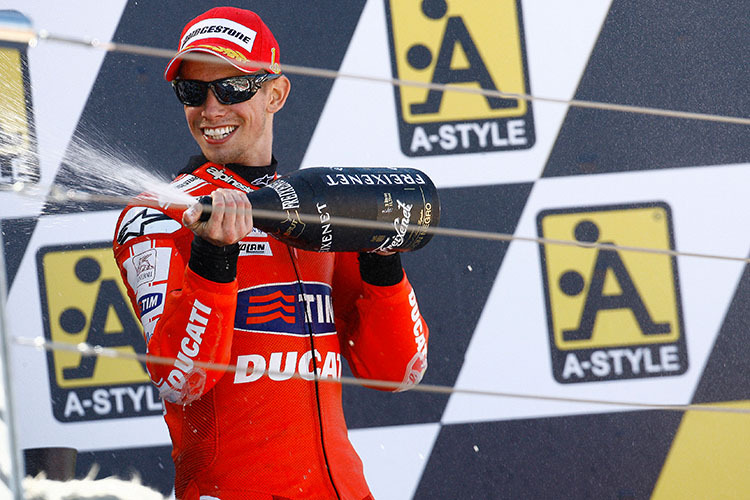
[112,7,429,500]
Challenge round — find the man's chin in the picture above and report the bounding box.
[200,147,236,166]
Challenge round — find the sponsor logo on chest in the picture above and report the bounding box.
[235,282,335,336]
[205,166,252,193]
[234,349,343,384]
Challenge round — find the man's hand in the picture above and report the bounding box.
[183,188,253,246]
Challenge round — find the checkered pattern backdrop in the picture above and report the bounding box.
[1,1,748,498]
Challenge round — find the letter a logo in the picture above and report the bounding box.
[385,0,535,157]
[537,203,688,383]
[37,243,162,422]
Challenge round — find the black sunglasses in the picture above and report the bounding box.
[172,73,282,107]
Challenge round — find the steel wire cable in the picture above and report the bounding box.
[2,24,750,265]
[13,336,750,416]
[6,177,750,414]
[3,183,749,265]
[0,27,747,126]
[1,25,748,418]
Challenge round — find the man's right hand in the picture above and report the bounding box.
[183,188,254,246]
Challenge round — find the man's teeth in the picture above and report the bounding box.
[203,126,237,139]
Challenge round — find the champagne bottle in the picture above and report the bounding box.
[199,167,440,252]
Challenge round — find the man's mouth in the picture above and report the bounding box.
[202,126,237,141]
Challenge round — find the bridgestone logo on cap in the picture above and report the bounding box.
[180,18,257,54]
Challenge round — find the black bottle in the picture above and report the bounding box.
[200,167,440,252]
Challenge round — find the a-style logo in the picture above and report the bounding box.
[537,203,688,383]
[235,282,335,336]
[0,42,40,184]
[37,243,162,422]
[385,0,535,157]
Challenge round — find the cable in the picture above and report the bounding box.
[7,182,750,265]
[286,246,342,500]
[3,18,748,428]
[2,29,746,126]
[14,336,750,416]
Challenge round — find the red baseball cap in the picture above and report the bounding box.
[164,7,281,82]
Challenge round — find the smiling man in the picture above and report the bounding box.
[112,7,429,500]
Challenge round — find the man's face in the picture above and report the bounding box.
[179,59,274,166]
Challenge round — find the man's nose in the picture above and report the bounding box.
[201,87,226,116]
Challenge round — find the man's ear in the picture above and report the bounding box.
[266,75,291,113]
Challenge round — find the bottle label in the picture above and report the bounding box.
[323,172,426,187]
[268,179,300,210]
[375,199,414,252]
[412,202,434,249]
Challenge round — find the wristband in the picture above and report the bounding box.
[188,236,239,283]
[358,252,404,286]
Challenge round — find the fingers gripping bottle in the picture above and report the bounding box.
[199,167,440,252]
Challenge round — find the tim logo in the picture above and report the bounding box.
[385,0,535,157]
[138,293,162,316]
[537,203,688,384]
[37,243,162,422]
[0,41,40,184]
[235,282,335,336]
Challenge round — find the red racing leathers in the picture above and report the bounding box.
[112,157,429,500]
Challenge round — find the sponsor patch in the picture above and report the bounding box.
[135,283,166,343]
[205,166,252,193]
[0,43,40,184]
[385,0,535,156]
[137,292,163,316]
[180,18,257,54]
[237,229,272,256]
[251,173,276,187]
[116,207,181,245]
[36,243,162,422]
[234,350,343,384]
[537,203,688,383]
[132,249,157,286]
[171,174,207,194]
[239,240,273,256]
[235,282,335,336]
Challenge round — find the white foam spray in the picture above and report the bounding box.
[0,43,193,212]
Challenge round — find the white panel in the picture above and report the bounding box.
[301,0,613,188]
[0,416,9,482]
[349,423,441,500]
[0,1,128,218]
[6,210,171,450]
[443,163,750,424]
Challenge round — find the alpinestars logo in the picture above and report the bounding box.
[385,0,535,157]
[537,203,688,384]
[116,207,179,245]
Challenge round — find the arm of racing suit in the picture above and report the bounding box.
[113,206,239,404]
[332,252,429,392]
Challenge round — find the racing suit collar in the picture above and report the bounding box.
[180,154,278,188]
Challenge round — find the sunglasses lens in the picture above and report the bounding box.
[174,80,207,106]
[173,74,278,106]
[213,77,258,104]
